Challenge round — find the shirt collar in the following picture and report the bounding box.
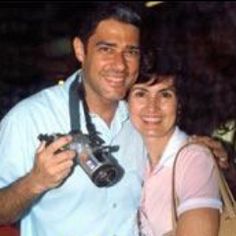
[115,100,129,123]
[158,127,188,167]
[73,69,129,123]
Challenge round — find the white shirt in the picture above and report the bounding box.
[0,70,147,236]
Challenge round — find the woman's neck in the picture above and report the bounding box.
[144,130,175,169]
[145,138,168,169]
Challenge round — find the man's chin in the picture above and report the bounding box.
[106,91,126,101]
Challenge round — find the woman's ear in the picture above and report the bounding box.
[73,37,85,63]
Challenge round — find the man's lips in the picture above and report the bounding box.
[106,77,126,87]
[142,116,162,124]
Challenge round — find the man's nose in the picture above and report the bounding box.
[113,52,127,70]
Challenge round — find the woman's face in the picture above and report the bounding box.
[128,76,178,140]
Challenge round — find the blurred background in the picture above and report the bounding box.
[0,1,236,119]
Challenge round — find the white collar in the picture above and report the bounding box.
[158,127,188,167]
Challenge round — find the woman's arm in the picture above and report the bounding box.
[176,208,220,236]
[175,144,221,236]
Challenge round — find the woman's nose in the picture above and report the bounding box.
[146,97,160,111]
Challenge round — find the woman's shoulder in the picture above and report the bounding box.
[175,142,216,174]
[179,143,214,161]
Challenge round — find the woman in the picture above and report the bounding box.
[128,48,221,236]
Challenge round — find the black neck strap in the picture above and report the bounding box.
[69,75,81,133]
[69,74,104,147]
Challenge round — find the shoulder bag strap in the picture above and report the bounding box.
[171,142,236,230]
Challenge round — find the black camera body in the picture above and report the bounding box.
[38,132,123,187]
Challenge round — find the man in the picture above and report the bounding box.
[0,3,146,236]
[0,2,231,236]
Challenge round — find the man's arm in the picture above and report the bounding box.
[189,136,229,168]
[0,172,42,224]
[0,136,76,225]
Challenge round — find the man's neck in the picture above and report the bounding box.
[86,96,118,126]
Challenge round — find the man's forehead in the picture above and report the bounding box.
[88,19,140,47]
[94,18,140,36]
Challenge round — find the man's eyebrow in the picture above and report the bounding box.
[126,45,140,50]
[95,41,116,47]
[95,41,140,50]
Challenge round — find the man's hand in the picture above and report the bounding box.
[29,135,76,194]
[188,135,229,169]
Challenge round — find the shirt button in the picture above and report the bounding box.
[112,203,117,208]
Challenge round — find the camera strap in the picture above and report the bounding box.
[69,74,81,132]
[69,73,104,147]
[68,73,123,187]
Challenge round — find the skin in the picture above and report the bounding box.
[0,136,75,224]
[0,18,140,225]
[73,19,140,125]
[189,135,229,169]
[128,76,219,236]
[176,209,219,236]
[129,77,177,167]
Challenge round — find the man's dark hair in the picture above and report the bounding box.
[76,2,142,46]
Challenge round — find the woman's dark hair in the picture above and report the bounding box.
[76,2,142,46]
[138,47,183,84]
[136,46,236,136]
[135,47,188,129]
[143,2,236,137]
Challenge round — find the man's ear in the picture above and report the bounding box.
[73,37,85,63]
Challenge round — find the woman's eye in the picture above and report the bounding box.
[133,91,146,97]
[161,91,173,98]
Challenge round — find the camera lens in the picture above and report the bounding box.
[92,164,118,187]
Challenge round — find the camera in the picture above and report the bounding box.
[38,132,123,187]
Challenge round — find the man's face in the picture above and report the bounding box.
[74,19,140,104]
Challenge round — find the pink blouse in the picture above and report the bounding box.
[139,128,221,236]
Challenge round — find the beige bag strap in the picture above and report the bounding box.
[171,142,236,230]
[171,143,188,228]
[214,163,236,218]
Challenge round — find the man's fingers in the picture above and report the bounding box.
[190,136,218,148]
[36,141,46,153]
[189,135,230,169]
[46,135,73,154]
[53,150,76,164]
[218,158,230,169]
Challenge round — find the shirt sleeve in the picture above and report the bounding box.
[175,144,222,215]
[0,106,37,188]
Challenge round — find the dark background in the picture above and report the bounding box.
[0,1,146,118]
[0,1,236,118]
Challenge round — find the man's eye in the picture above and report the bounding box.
[125,49,140,58]
[98,47,113,53]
